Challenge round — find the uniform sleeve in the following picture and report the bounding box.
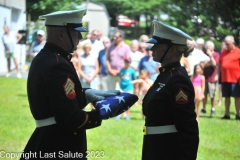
[166,75,199,160]
[45,63,88,131]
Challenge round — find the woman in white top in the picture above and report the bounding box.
[130,40,144,98]
[79,43,99,89]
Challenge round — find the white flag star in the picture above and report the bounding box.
[100,104,111,113]
[96,100,107,105]
[114,96,125,103]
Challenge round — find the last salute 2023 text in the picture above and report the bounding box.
[20,151,105,159]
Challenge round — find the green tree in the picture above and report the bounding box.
[26,0,240,45]
[159,0,240,45]
[27,0,84,21]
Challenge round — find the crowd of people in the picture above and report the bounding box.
[69,29,161,120]
[67,29,240,122]
[4,8,237,160]
[187,36,240,122]
[2,25,240,122]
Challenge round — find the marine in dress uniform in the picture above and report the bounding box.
[142,20,199,160]
[21,9,119,160]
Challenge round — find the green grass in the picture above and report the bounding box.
[0,77,240,160]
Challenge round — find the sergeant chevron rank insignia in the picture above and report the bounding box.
[175,88,188,104]
[63,77,76,99]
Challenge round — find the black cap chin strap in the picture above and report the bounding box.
[159,43,172,63]
[65,27,75,52]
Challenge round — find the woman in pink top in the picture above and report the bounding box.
[191,64,205,122]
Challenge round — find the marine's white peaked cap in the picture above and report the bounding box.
[39,9,88,32]
[147,20,192,45]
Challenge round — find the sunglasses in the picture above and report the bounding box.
[113,35,121,39]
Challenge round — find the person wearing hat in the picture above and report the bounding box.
[29,29,46,58]
[141,20,199,160]
[117,56,137,120]
[21,9,119,159]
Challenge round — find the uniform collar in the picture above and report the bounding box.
[159,61,181,73]
[43,42,72,61]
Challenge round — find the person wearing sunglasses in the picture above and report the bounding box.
[106,30,131,90]
[141,20,199,160]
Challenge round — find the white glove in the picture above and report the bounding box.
[85,89,120,102]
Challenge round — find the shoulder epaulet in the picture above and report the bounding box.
[169,67,182,77]
[54,53,68,63]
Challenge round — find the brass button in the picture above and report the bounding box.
[74,132,77,135]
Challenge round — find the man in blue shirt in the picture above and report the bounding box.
[138,44,160,81]
[98,37,111,90]
[29,30,46,58]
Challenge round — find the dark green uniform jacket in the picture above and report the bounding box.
[21,42,90,159]
[142,62,199,160]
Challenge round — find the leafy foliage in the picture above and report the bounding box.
[27,0,85,21]
[26,0,240,45]
[159,0,240,45]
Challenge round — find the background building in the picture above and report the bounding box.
[80,0,110,37]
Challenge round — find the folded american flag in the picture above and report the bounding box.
[92,93,138,119]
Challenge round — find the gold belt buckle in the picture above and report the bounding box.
[143,126,146,135]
